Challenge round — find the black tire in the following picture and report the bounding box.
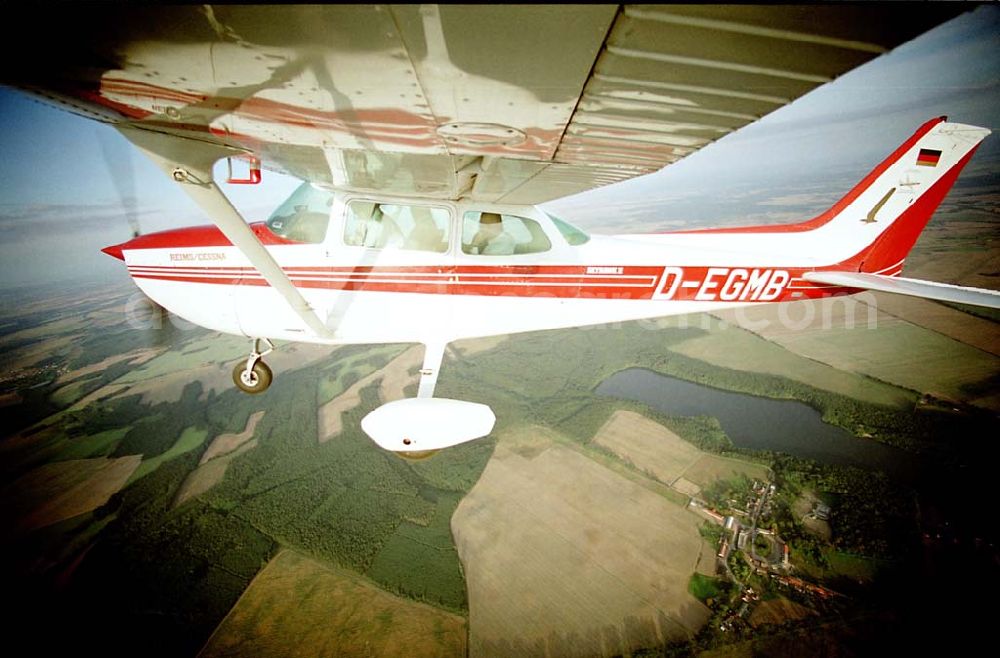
[232,360,272,394]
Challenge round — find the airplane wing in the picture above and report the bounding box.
[0,4,966,204]
[803,272,1000,310]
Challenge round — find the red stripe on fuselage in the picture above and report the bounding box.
[126,263,854,302]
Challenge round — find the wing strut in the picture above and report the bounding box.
[417,342,446,399]
[116,126,333,340]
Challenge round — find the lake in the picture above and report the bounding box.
[595,367,921,481]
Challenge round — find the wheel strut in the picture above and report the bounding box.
[233,338,274,394]
[245,337,273,373]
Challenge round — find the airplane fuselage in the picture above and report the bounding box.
[111,199,861,347]
[99,118,994,451]
[105,117,989,351]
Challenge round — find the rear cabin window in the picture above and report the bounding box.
[264,182,333,244]
[344,202,451,252]
[548,214,590,246]
[461,211,551,255]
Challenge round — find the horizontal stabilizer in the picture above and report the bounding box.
[804,271,1000,309]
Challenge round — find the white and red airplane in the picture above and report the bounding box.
[3,5,996,455]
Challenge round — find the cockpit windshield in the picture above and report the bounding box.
[264,182,334,244]
[546,213,590,246]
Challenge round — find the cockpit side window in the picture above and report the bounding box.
[548,214,590,246]
[263,182,333,244]
[343,201,450,253]
[461,211,551,255]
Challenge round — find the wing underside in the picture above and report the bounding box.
[1,4,964,202]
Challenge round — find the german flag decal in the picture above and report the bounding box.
[916,148,942,167]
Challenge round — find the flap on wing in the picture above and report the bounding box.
[804,271,1000,309]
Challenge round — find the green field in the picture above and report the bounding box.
[128,427,208,484]
[682,454,772,490]
[115,334,247,384]
[316,344,409,405]
[55,427,129,461]
[688,572,728,603]
[713,301,1000,410]
[824,550,880,583]
[671,323,915,408]
[789,321,1000,404]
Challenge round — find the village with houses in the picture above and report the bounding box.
[687,477,845,635]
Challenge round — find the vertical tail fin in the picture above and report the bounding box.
[822,118,990,273]
[670,118,989,275]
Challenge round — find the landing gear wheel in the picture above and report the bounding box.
[395,449,439,462]
[233,360,272,394]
